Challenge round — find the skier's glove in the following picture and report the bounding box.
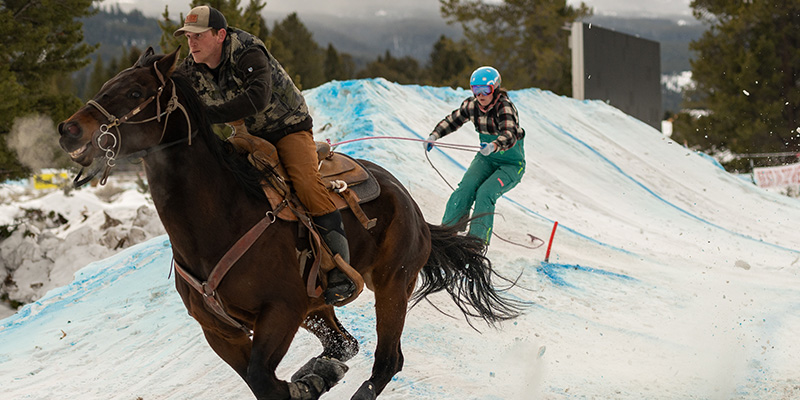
[424,133,438,152]
[479,142,497,156]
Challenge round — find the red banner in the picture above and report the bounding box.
[753,162,800,188]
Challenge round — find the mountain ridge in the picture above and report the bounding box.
[80,7,703,112]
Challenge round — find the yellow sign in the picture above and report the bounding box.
[32,172,69,189]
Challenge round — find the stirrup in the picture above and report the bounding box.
[324,254,364,306]
[324,268,356,305]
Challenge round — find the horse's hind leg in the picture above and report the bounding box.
[303,307,359,361]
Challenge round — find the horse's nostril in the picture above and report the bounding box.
[59,121,81,137]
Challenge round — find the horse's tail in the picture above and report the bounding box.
[411,220,525,328]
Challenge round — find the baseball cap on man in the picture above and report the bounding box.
[173,5,228,37]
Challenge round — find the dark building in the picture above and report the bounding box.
[571,22,662,131]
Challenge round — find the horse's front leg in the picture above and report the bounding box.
[247,301,346,400]
[244,301,306,399]
[200,325,252,379]
[179,282,253,380]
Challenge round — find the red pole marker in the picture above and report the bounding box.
[544,221,559,263]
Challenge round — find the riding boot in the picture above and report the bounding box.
[313,210,356,304]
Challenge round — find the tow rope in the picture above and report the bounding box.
[330,135,543,250]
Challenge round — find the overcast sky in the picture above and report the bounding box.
[108,0,694,20]
[573,0,693,18]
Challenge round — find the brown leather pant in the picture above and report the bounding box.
[275,130,337,216]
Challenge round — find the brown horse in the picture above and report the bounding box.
[58,47,522,400]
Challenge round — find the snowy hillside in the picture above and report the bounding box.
[0,176,165,318]
[1,79,799,399]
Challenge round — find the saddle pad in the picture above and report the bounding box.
[324,153,380,204]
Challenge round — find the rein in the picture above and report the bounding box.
[75,60,193,187]
[331,135,481,152]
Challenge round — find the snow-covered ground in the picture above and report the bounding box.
[1,79,799,399]
[0,174,165,318]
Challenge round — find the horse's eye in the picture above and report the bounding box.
[130,91,142,99]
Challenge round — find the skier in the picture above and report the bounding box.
[425,66,526,244]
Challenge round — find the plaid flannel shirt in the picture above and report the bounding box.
[432,92,525,151]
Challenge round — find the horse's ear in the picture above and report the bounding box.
[157,46,181,79]
[135,47,156,68]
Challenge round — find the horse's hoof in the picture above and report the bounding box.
[350,381,377,400]
[291,356,349,388]
[291,358,316,382]
[288,375,325,400]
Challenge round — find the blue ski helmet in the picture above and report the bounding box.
[470,66,501,93]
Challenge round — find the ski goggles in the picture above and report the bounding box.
[471,85,493,96]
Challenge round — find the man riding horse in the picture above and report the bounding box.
[173,5,355,304]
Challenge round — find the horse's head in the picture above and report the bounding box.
[58,47,182,168]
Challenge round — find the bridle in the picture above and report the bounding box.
[75,60,193,187]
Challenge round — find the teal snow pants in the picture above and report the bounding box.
[442,137,525,244]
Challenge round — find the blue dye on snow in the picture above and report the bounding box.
[537,262,636,288]
[0,236,172,333]
[540,118,799,254]
[1,178,29,187]
[694,150,725,170]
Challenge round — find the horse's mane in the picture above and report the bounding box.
[147,58,268,202]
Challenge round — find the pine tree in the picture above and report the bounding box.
[677,0,800,169]
[84,47,145,101]
[126,47,145,68]
[269,13,325,89]
[323,44,356,82]
[357,51,426,84]
[158,6,184,56]
[0,0,97,179]
[240,0,267,37]
[106,55,121,83]
[428,35,475,88]
[86,55,107,99]
[440,0,591,94]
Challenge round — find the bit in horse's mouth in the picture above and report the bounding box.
[69,142,92,159]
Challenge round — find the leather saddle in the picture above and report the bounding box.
[226,126,378,306]
[227,130,380,228]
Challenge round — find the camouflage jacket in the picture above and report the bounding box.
[179,27,311,142]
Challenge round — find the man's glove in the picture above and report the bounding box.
[479,142,497,156]
[424,133,439,152]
